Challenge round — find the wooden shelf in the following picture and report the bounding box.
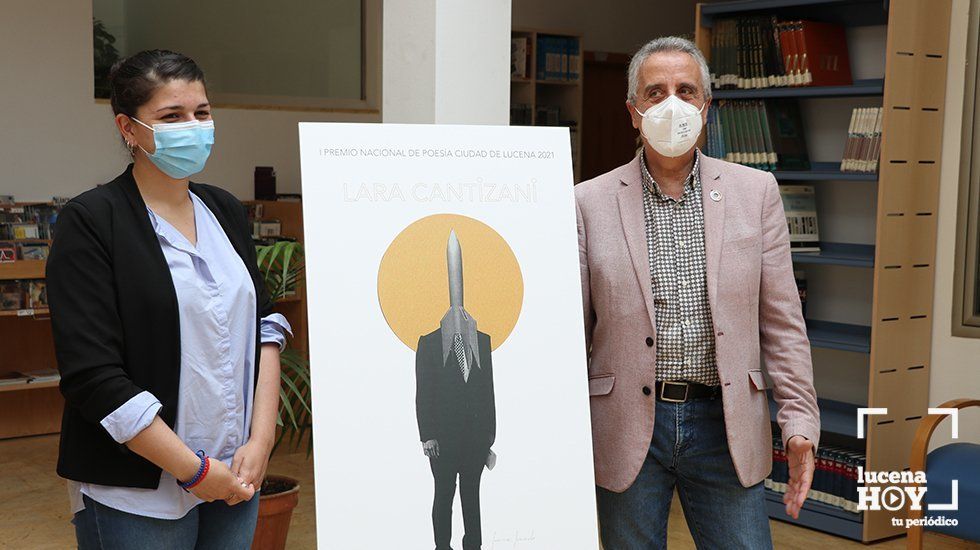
[700,0,888,27]
[769,394,864,439]
[0,260,46,280]
[806,320,871,354]
[764,488,863,541]
[713,79,884,100]
[0,308,49,318]
[509,28,583,181]
[696,0,954,541]
[770,162,878,182]
[0,378,59,393]
[536,79,581,86]
[792,242,875,268]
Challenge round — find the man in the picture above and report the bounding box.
[416,230,496,550]
[575,36,820,549]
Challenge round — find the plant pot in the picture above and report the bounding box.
[251,475,300,550]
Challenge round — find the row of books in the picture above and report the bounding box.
[511,37,531,79]
[709,16,852,90]
[842,107,883,174]
[780,185,820,252]
[0,203,63,240]
[510,104,577,128]
[510,104,533,126]
[704,99,809,171]
[767,435,865,514]
[0,369,60,388]
[0,279,48,311]
[0,241,50,263]
[536,35,581,82]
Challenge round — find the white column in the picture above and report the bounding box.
[383,0,511,125]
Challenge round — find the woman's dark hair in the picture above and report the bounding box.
[108,49,206,117]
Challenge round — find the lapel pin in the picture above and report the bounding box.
[710,189,722,202]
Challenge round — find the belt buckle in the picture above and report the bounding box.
[659,380,689,403]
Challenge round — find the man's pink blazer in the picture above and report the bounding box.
[575,153,821,492]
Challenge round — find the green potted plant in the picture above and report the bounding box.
[252,240,311,550]
[93,18,120,99]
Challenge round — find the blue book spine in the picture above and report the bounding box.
[536,37,546,80]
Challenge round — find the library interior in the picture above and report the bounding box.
[1,0,980,548]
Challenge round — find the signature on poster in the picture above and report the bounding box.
[491,529,537,548]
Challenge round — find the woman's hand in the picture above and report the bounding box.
[188,458,255,504]
[228,438,273,504]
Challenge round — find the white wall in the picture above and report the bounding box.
[121,0,363,100]
[513,0,706,55]
[383,0,511,125]
[0,0,378,202]
[929,0,980,447]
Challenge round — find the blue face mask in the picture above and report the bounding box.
[132,117,215,179]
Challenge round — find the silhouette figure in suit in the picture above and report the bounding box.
[415,230,496,550]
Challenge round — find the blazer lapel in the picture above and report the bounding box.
[616,156,659,334]
[699,154,726,310]
[189,183,250,264]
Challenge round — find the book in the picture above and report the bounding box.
[779,185,820,252]
[536,36,578,82]
[18,242,49,260]
[841,107,882,173]
[797,20,853,87]
[704,99,808,171]
[710,17,851,90]
[535,104,560,126]
[511,37,528,79]
[0,203,61,240]
[567,37,581,81]
[27,280,47,308]
[766,435,865,514]
[0,241,15,263]
[510,103,532,126]
[0,281,22,310]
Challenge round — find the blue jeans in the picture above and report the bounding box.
[72,493,260,550]
[596,396,773,550]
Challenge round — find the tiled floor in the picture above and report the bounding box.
[0,434,974,549]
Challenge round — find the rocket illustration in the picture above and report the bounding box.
[440,230,481,370]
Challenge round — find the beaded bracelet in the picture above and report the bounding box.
[177,450,210,492]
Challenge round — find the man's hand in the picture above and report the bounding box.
[228,439,273,505]
[422,439,440,458]
[783,435,814,519]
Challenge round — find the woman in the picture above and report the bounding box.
[46,50,291,549]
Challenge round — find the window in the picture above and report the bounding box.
[953,0,980,336]
[92,0,380,112]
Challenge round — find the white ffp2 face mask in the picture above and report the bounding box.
[634,95,705,157]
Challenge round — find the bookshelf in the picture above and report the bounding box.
[771,162,879,181]
[0,206,61,438]
[243,200,309,356]
[0,199,309,440]
[696,0,952,542]
[510,28,583,181]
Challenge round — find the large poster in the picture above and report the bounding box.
[299,123,599,549]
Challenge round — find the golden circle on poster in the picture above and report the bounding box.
[378,214,524,352]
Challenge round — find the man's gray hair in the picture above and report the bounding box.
[627,36,712,104]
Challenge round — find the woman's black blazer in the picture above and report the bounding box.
[46,165,273,488]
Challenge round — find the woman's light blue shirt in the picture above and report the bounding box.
[68,191,291,519]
